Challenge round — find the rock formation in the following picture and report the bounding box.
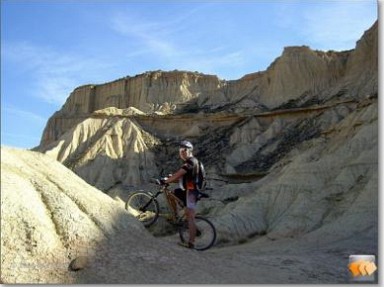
[36,22,377,194]
[40,112,160,190]
[0,147,222,283]
[208,97,377,246]
[39,21,377,148]
[0,147,145,283]
[2,21,377,283]
[5,146,360,284]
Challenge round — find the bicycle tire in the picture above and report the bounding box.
[178,216,216,251]
[125,192,159,227]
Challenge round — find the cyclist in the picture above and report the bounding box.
[161,140,200,249]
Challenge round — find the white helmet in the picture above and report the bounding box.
[180,140,193,150]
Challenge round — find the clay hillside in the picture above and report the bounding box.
[1,21,377,283]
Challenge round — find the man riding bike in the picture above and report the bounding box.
[161,140,201,249]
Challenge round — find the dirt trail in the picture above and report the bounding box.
[72,226,370,284]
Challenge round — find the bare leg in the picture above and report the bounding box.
[186,207,196,245]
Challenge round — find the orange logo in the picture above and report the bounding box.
[349,260,377,277]
[348,255,377,282]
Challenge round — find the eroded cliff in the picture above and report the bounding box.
[37,21,377,192]
[3,21,378,284]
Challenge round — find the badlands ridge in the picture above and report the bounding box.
[1,21,378,283]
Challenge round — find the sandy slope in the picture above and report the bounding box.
[1,143,377,284]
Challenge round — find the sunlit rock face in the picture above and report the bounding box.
[39,22,377,149]
[39,71,225,146]
[31,20,378,269]
[39,114,160,190]
[1,147,235,284]
[207,98,377,247]
[0,147,145,283]
[37,22,377,192]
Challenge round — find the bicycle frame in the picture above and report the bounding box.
[126,183,217,250]
[151,185,186,223]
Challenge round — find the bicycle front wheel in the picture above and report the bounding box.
[125,192,159,227]
[178,216,216,251]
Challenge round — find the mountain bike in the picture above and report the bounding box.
[125,179,216,251]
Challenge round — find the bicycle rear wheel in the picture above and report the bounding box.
[125,192,159,227]
[178,216,216,251]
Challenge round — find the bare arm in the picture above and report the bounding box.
[164,168,186,184]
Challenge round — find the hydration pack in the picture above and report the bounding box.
[195,160,206,190]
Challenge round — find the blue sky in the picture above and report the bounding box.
[1,0,378,149]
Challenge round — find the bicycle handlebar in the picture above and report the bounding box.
[151,177,170,187]
[151,177,214,192]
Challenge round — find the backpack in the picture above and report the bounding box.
[195,160,206,190]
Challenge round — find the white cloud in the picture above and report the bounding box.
[110,12,182,59]
[1,105,49,148]
[300,1,377,50]
[2,105,46,124]
[108,7,250,79]
[2,41,111,105]
[274,1,377,51]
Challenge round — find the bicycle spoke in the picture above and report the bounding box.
[126,188,216,250]
[125,192,159,227]
[178,216,216,251]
